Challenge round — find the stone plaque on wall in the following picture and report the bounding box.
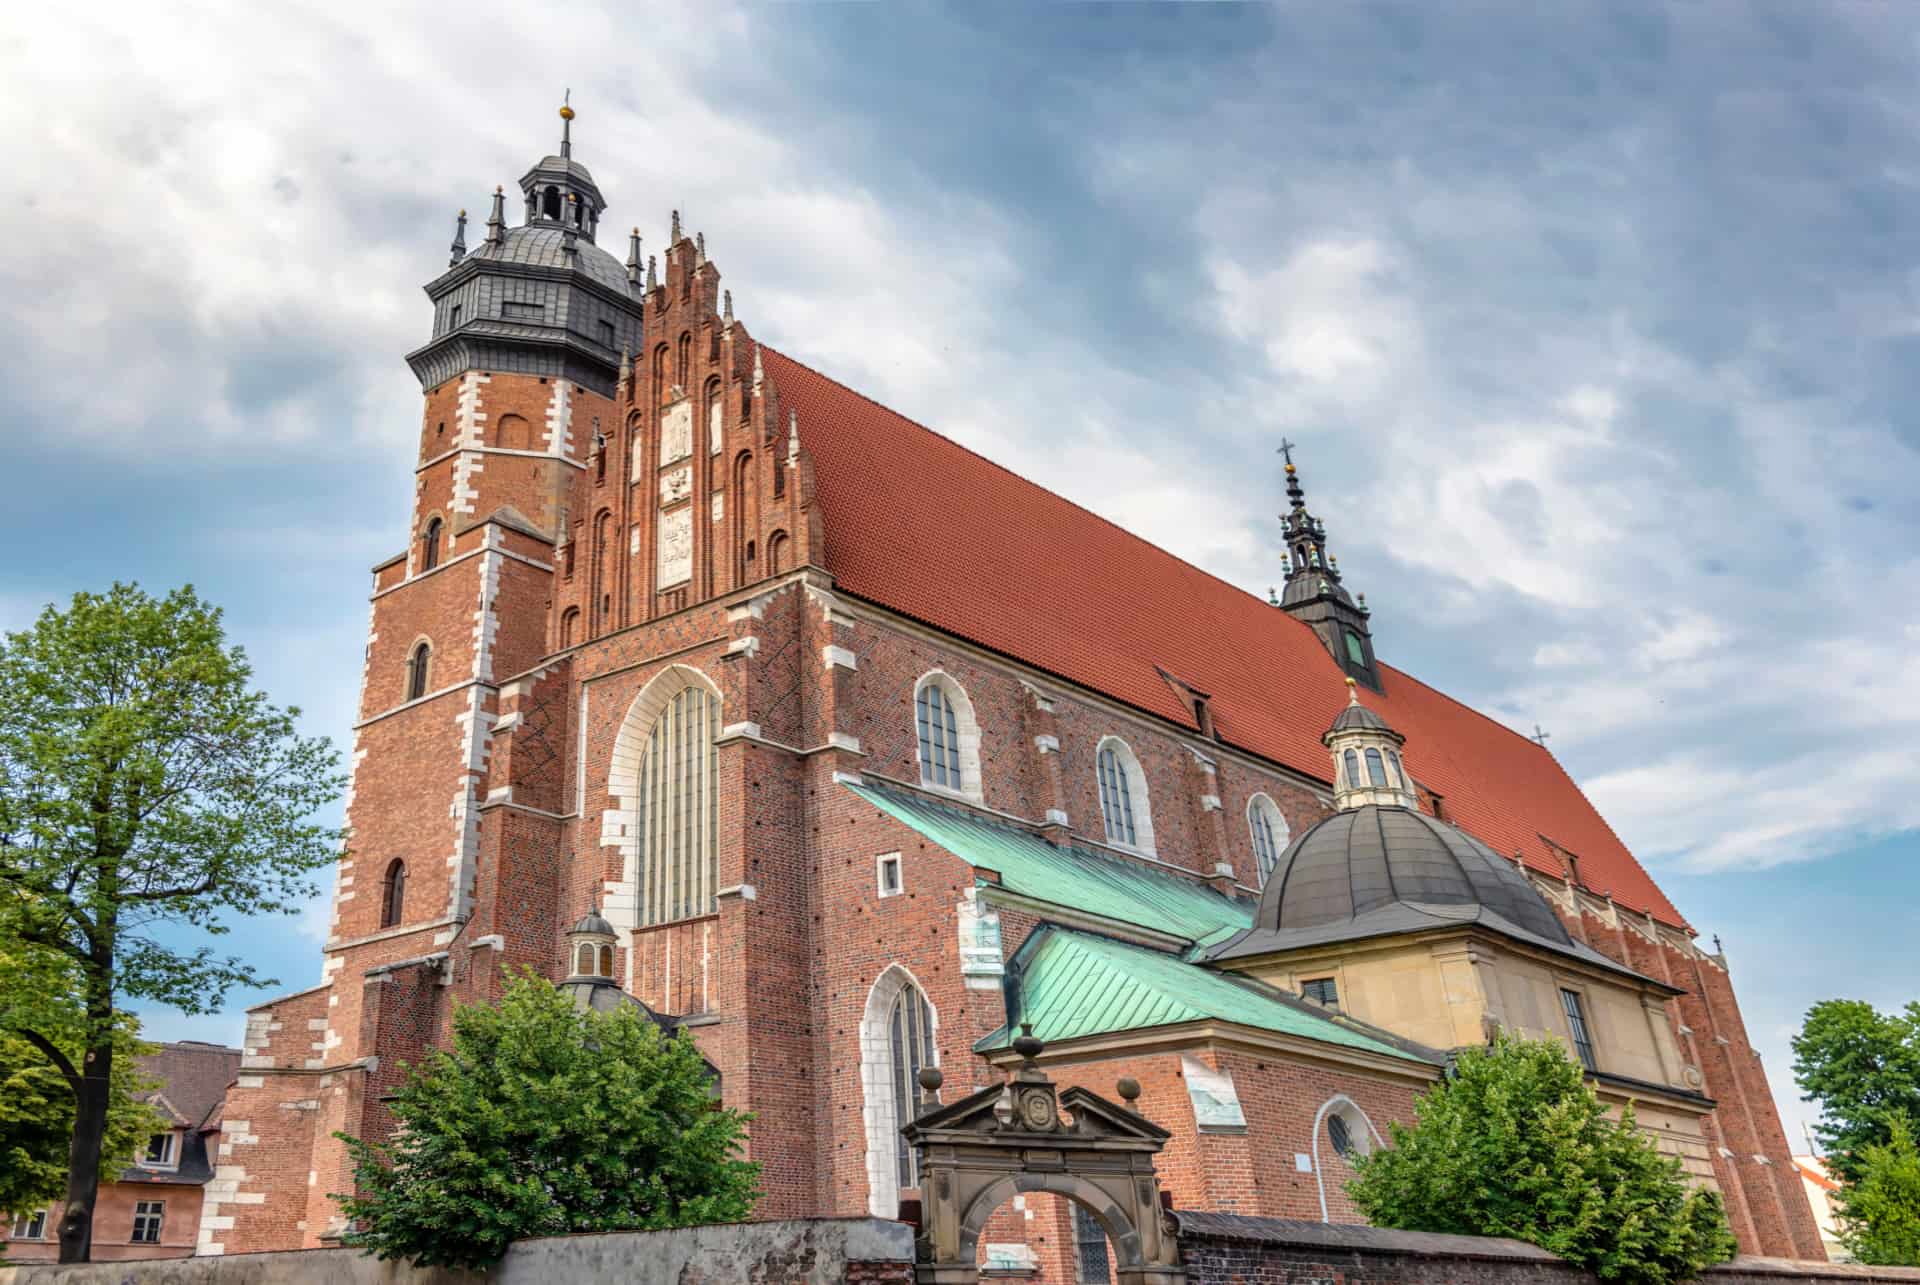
[660,399,693,465]
[957,890,1004,989]
[709,399,723,454]
[659,464,692,506]
[657,505,692,587]
[1181,1054,1247,1130]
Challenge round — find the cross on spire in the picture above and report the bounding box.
[1531,724,1552,748]
[1278,437,1297,468]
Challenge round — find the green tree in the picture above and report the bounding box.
[335,973,759,1269]
[1834,1116,1920,1266]
[0,584,343,1262]
[1792,1000,1920,1182]
[1348,1034,1738,1284]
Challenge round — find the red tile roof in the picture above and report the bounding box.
[765,348,1688,930]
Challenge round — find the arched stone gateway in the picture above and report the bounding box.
[901,1028,1184,1285]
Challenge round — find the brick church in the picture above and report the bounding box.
[206,107,1825,1272]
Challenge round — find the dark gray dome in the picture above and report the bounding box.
[570,906,615,938]
[1209,806,1576,964]
[1327,701,1393,735]
[477,224,630,293]
[1282,574,1355,609]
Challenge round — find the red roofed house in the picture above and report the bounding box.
[6,1041,240,1263]
[208,108,1826,1273]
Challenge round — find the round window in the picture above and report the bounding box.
[1328,1112,1354,1157]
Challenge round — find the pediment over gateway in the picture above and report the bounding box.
[903,1063,1169,1149]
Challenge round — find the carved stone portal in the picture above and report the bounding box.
[901,1029,1184,1284]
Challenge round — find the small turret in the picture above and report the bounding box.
[627,228,642,287]
[448,209,468,266]
[566,903,618,980]
[1324,678,1417,811]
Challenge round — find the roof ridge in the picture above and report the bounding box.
[766,345,1310,628]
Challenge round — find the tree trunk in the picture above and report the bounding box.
[56,988,114,1263]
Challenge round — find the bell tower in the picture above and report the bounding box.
[1273,444,1382,690]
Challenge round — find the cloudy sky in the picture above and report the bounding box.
[4,1,1916,1148]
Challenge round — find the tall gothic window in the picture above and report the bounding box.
[888,982,936,1192]
[916,683,961,790]
[421,517,442,572]
[1096,737,1152,852]
[381,859,405,928]
[406,643,430,702]
[634,684,720,926]
[1248,793,1290,886]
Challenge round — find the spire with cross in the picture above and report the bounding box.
[1532,724,1552,748]
[1272,441,1383,690]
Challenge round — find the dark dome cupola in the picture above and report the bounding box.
[519,97,608,242]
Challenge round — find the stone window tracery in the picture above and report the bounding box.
[913,672,982,800]
[1248,792,1290,885]
[630,678,720,927]
[1096,737,1154,854]
[859,965,938,1216]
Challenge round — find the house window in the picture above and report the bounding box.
[916,683,961,790]
[406,642,430,702]
[1095,738,1152,852]
[877,852,903,898]
[599,320,616,349]
[1248,794,1290,886]
[142,1131,176,1167]
[501,300,542,320]
[1365,748,1388,788]
[11,1210,48,1240]
[381,859,406,929]
[888,983,936,1192]
[1302,977,1339,1010]
[131,1201,164,1244]
[634,682,720,926]
[1073,1203,1111,1283]
[1561,988,1597,1071]
[448,303,462,328]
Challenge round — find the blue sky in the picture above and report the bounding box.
[2,2,1916,1148]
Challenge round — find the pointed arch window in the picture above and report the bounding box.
[1248,793,1290,886]
[633,682,720,926]
[1095,737,1154,853]
[859,967,938,1216]
[381,859,406,928]
[406,643,431,703]
[913,673,982,800]
[421,517,442,572]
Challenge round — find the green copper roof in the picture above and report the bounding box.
[977,927,1435,1066]
[845,780,1253,943]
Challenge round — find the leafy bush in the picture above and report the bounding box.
[1835,1116,1920,1266]
[1348,1034,1737,1283]
[335,973,758,1268]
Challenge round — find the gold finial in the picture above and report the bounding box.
[1345,676,1359,703]
[560,88,575,121]
[559,104,575,120]
[1285,462,1297,475]
[458,208,466,217]
[495,185,503,194]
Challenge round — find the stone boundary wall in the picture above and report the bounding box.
[1174,1213,1920,1285]
[0,1217,913,1285]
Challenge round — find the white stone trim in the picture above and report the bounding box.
[1044,808,1070,826]
[1094,734,1156,856]
[912,669,984,803]
[604,664,723,952]
[859,964,940,1218]
[1200,793,1223,812]
[828,732,862,753]
[1311,1094,1384,1222]
[1247,792,1291,887]
[1033,734,1059,754]
[823,644,858,671]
